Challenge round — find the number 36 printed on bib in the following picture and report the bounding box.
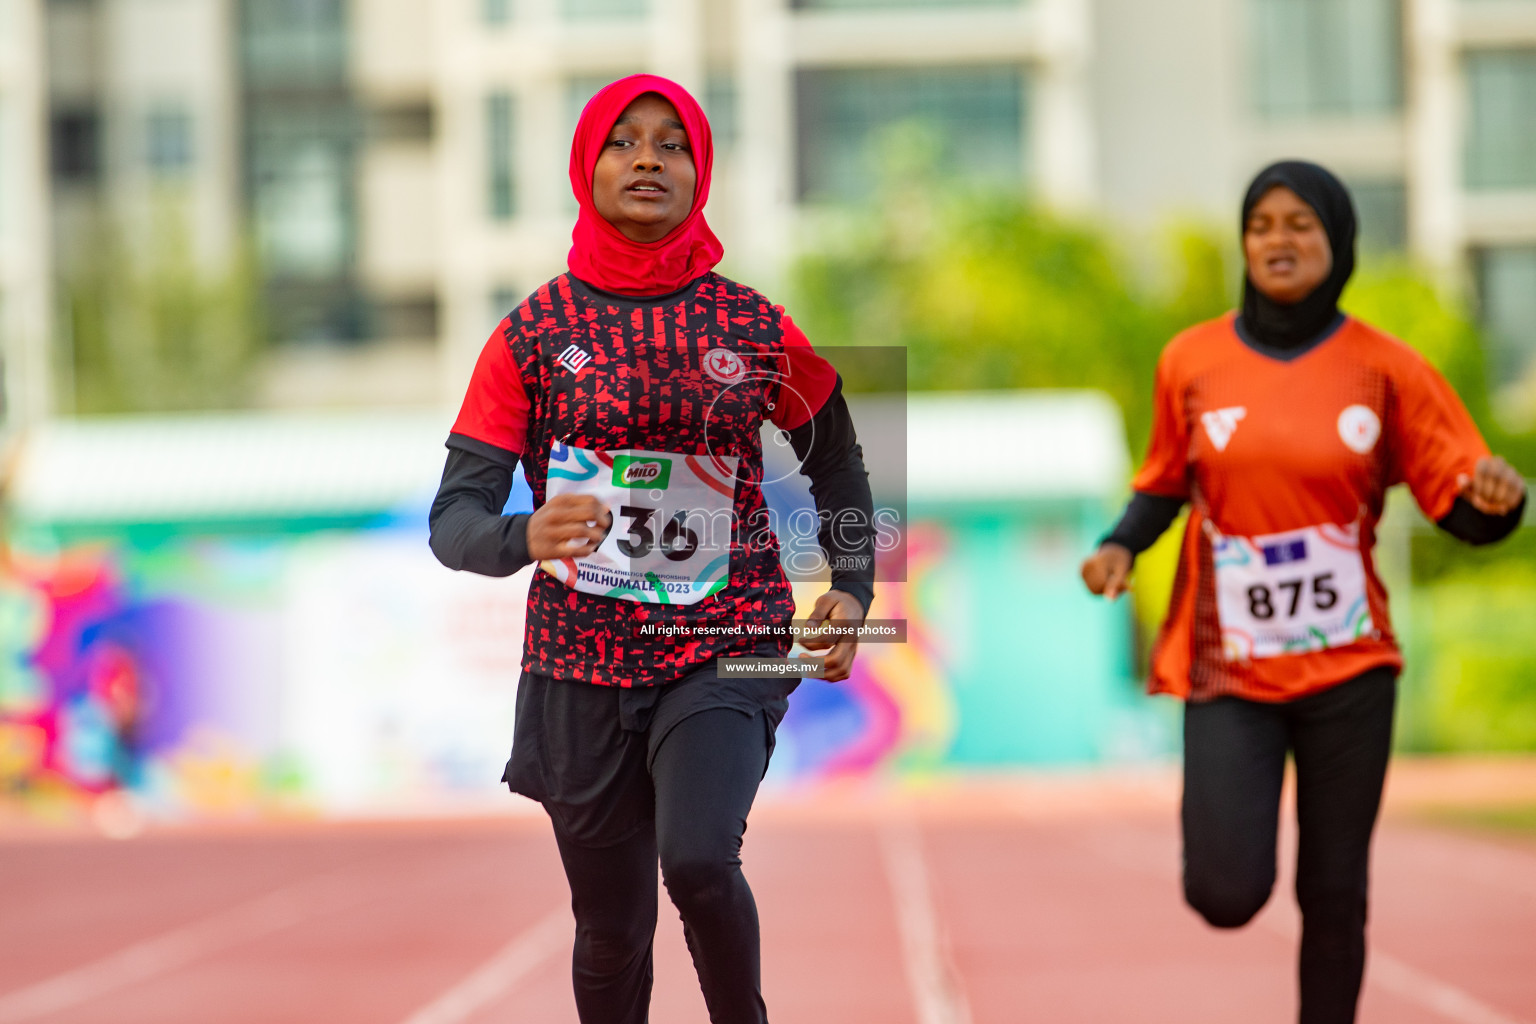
[539,442,738,605]
[1210,521,1374,661]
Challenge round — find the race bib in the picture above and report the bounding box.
[539,443,738,605]
[1210,521,1374,661]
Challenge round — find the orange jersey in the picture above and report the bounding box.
[1135,313,1491,702]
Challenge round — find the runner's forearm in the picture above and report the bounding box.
[788,379,875,615]
[1102,491,1185,556]
[429,448,534,576]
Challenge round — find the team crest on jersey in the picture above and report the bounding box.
[702,347,746,385]
[1201,406,1247,452]
[557,343,592,374]
[1337,404,1381,454]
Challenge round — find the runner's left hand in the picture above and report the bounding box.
[799,590,864,683]
[1457,456,1527,516]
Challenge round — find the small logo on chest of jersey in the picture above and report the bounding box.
[1337,404,1381,454]
[703,347,746,385]
[1201,406,1247,452]
[556,343,592,374]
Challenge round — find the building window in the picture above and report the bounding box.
[795,65,1026,203]
[248,106,356,277]
[1465,50,1536,191]
[565,73,633,130]
[51,107,102,185]
[368,103,434,144]
[487,92,515,221]
[146,107,194,176]
[704,72,738,150]
[1478,246,1536,389]
[1346,178,1406,252]
[490,284,522,322]
[1250,0,1402,119]
[558,0,646,19]
[792,0,1017,7]
[483,0,511,24]
[240,0,348,90]
[374,295,440,340]
[240,0,362,344]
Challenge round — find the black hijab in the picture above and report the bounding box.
[1239,160,1357,351]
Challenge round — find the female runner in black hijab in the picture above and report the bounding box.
[1081,160,1526,1024]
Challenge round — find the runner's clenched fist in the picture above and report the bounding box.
[1457,456,1526,516]
[1080,542,1133,600]
[526,494,612,560]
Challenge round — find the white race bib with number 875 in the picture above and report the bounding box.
[539,442,738,605]
[1210,521,1374,661]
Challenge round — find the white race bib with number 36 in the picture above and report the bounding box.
[1210,521,1374,661]
[539,442,738,605]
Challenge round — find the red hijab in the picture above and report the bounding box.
[567,75,724,296]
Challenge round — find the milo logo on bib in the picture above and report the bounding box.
[613,455,672,489]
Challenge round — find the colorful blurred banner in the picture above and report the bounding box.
[0,393,1170,821]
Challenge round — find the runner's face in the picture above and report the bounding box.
[1243,186,1333,305]
[591,94,697,244]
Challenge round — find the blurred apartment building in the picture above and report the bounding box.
[1,0,1534,418]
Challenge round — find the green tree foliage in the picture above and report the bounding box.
[61,207,266,414]
[1399,563,1536,753]
[789,168,1231,456]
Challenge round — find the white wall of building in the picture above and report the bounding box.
[0,0,52,427]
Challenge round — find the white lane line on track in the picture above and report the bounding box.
[397,906,569,1024]
[1256,910,1532,1024]
[0,869,367,1023]
[879,818,973,1024]
[1083,821,1532,1024]
[1391,825,1536,902]
[1239,857,1532,1024]
[1371,950,1531,1024]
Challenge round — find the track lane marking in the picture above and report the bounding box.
[396,906,568,1024]
[879,818,972,1024]
[1370,950,1531,1024]
[1083,819,1533,1024]
[0,868,368,1023]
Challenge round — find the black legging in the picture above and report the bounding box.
[553,707,770,1024]
[1182,666,1397,1024]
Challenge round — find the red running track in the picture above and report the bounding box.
[1,781,1533,1024]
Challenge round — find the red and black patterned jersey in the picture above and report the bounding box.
[449,272,837,688]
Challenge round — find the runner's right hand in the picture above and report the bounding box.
[527,495,613,561]
[1080,543,1133,600]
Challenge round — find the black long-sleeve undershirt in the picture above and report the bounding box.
[428,380,876,614]
[1100,491,1185,556]
[1436,492,1527,546]
[428,449,532,577]
[1099,489,1526,558]
[785,377,875,613]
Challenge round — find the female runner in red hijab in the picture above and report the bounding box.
[430,75,875,1024]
